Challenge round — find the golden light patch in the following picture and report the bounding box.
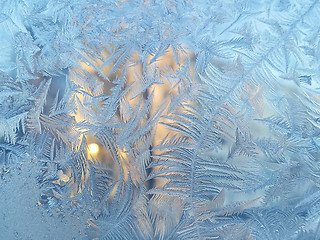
[88,143,99,154]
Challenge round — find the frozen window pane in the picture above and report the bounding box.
[0,0,320,239]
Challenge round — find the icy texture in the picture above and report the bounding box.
[1,0,320,239]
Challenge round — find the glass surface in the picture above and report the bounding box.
[0,0,320,239]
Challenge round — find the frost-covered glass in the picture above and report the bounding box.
[0,0,320,239]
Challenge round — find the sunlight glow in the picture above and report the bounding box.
[88,143,99,154]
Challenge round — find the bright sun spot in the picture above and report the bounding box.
[88,143,99,154]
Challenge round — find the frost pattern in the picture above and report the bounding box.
[0,0,320,239]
